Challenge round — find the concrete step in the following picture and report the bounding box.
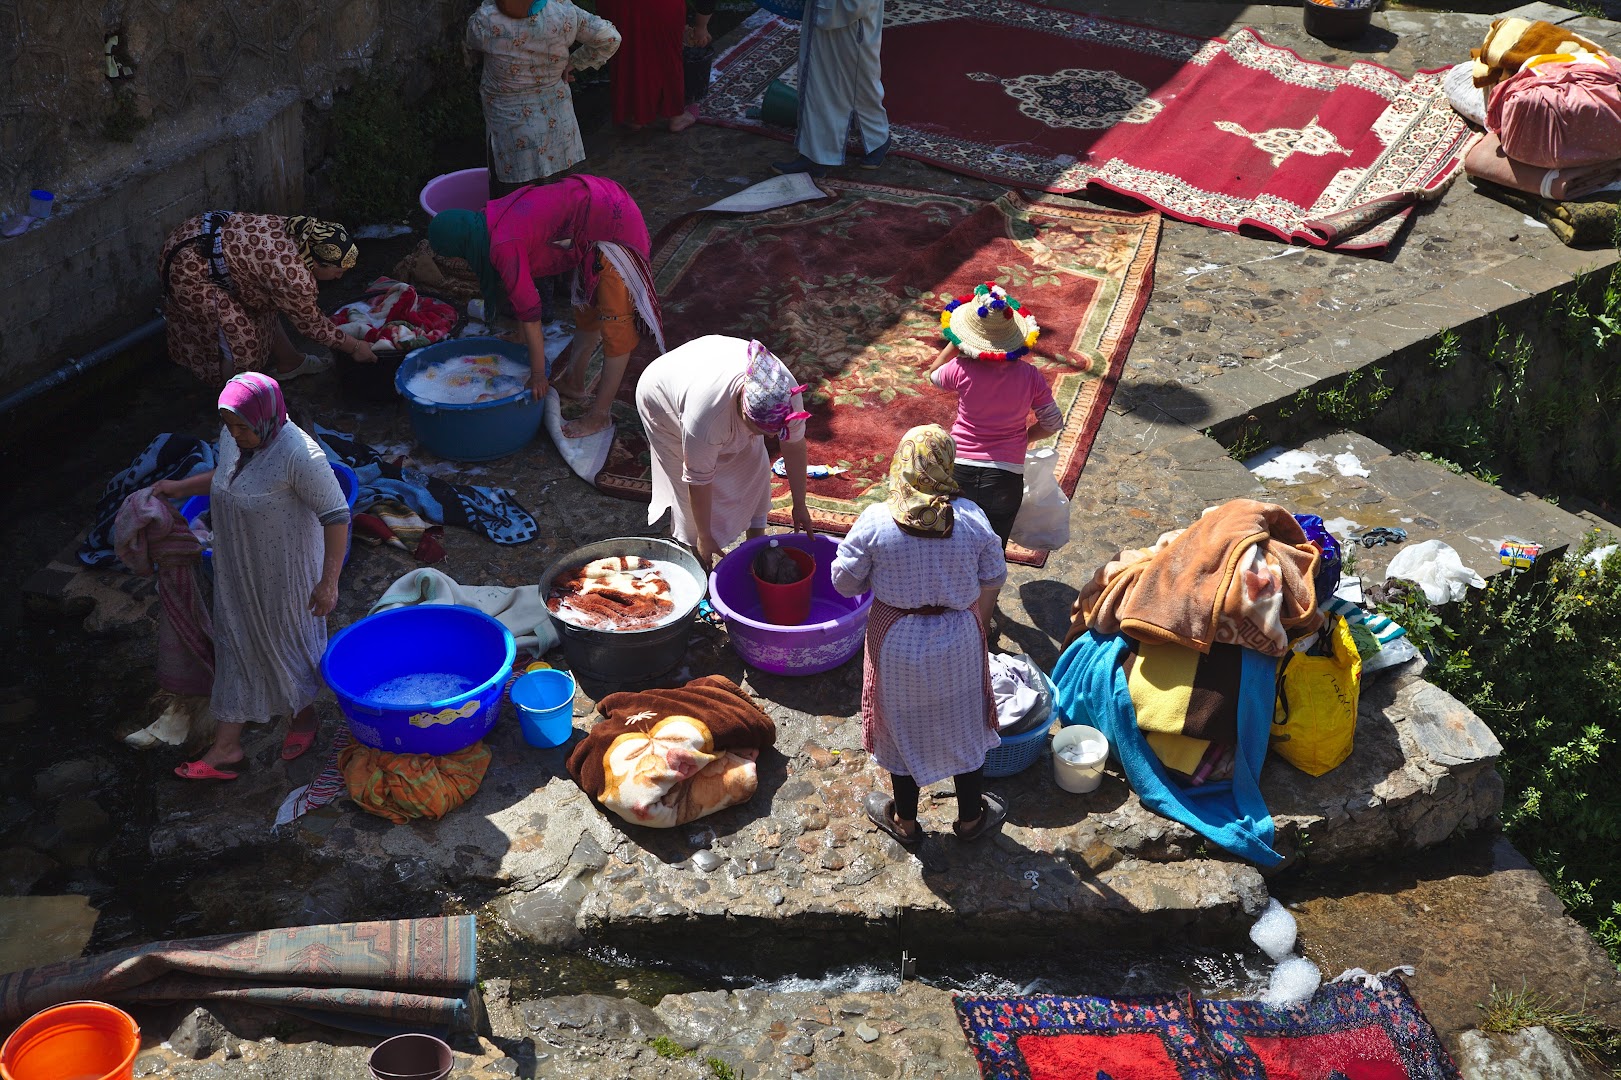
[1242,430,1604,587]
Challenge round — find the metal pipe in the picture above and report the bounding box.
[0,315,166,419]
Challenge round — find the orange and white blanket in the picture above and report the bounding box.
[565,676,777,829]
[1070,499,1323,658]
[546,555,676,631]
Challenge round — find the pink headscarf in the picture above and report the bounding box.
[742,341,811,440]
[486,175,652,301]
[218,372,287,447]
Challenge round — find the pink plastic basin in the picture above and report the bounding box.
[419,168,489,218]
[709,534,871,676]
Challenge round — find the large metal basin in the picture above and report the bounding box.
[538,537,704,684]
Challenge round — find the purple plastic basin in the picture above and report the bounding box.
[709,534,871,675]
[420,168,489,218]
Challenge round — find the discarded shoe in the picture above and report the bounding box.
[174,759,240,781]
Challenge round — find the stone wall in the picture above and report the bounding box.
[0,0,467,394]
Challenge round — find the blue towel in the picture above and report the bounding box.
[1051,631,1284,866]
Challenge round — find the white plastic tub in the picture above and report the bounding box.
[1052,724,1109,793]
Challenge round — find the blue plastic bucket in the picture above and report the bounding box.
[395,339,545,462]
[321,605,516,755]
[510,668,577,749]
[182,461,358,565]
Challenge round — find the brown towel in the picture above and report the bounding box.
[566,676,777,828]
[1472,18,1609,88]
[1069,500,1322,657]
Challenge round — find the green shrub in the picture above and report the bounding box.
[1383,536,1621,963]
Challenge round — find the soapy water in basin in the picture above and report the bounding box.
[367,672,478,706]
[405,354,532,406]
[550,558,704,632]
[1057,735,1107,766]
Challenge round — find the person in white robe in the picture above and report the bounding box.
[771,0,890,176]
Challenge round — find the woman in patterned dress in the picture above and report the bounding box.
[158,214,377,388]
[150,373,351,780]
[465,0,621,199]
[831,425,1009,849]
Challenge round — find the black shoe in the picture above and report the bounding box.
[771,155,832,178]
[858,137,891,170]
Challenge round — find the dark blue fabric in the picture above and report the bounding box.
[80,434,217,567]
[1293,513,1341,600]
[1051,631,1284,866]
[314,426,538,546]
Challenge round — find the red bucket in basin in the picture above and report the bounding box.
[751,546,816,626]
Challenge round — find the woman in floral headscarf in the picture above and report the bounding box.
[634,335,813,569]
[158,213,378,387]
[832,425,1009,850]
[150,373,351,780]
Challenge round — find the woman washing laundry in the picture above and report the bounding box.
[634,336,814,570]
[832,424,1008,849]
[427,175,664,439]
[158,213,377,387]
[150,374,350,780]
[464,0,621,200]
[597,0,715,133]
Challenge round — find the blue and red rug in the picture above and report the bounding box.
[954,981,1460,1080]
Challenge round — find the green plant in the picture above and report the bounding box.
[1219,417,1270,462]
[1280,366,1393,427]
[1406,536,1621,964]
[650,1036,691,1060]
[1480,984,1621,1069]
[707,1056,739,1080]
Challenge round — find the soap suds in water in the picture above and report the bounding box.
[1322,517,1360,537]
[368,672,476,705]
[1332,452,1370,477]
[406,354,532,406]
[1246,448,1326,484]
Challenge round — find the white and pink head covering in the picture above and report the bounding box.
[217,372,287,446]
[741,340,810,440]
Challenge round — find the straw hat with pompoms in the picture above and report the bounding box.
[940,282,1040,362]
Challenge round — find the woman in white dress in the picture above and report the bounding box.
[634,336,814,568]
[151,373,350,780]
[831,424,1008,849]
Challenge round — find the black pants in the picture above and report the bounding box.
[953,462,1023,549]
[891,769,985,823]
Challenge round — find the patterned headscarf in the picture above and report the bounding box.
[218,372,287,447]
[741,340,810,439]
[886,425,960,538]
[285,216,358,271]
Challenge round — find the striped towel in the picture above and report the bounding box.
[1324,597,1407,644]
[273,727,354,829]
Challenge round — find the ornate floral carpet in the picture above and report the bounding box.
[703,0,1471,252]
[0,917,477,1035]
[955,981,1461,1080]
[594,179,1159,566]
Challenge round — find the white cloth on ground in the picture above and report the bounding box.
[797,0,889,166]
[370,566,561,654]
[832,500,1006,785]
[544,389,615,484]
[635,335,805,548]
[209,423,345,725]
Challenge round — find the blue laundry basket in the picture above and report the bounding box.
[181,461,358,565]
[983,721,1053,779]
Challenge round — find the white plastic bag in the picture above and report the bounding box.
[1008,447,1070,550]
[1384,539,1486,606]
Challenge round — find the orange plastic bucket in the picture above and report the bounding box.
[0,1001,140,1080]
[751,546,816,626]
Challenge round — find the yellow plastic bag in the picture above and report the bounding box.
[1271,614,1361,777]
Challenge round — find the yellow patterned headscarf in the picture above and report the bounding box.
[286,216,359,271]
[886,424,960,538]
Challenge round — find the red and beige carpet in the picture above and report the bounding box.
[594,179,1159,566]
[703,0,1471,252]
[954,981,1461,1080]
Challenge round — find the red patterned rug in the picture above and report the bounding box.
[702,1,1471,252]
[954,981,1461,1080]
[592,179,1159,566]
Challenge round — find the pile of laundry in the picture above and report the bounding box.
[1447,18,1621,245]
[1049,500,1423,867]
[330,277,458,352]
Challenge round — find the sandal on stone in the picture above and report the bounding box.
[174,759,240,781]
[864,791,923,849]
[953,792,1008,842]
[274,353,333,383]
[280,728,317,761]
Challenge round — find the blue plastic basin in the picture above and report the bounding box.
[395,338,545,462]
[510,668,577,749]
[321,605,516,755]
[182,461,358,564]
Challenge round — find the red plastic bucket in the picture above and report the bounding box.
[0,1000,140,1080]
[751,546,816,626]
